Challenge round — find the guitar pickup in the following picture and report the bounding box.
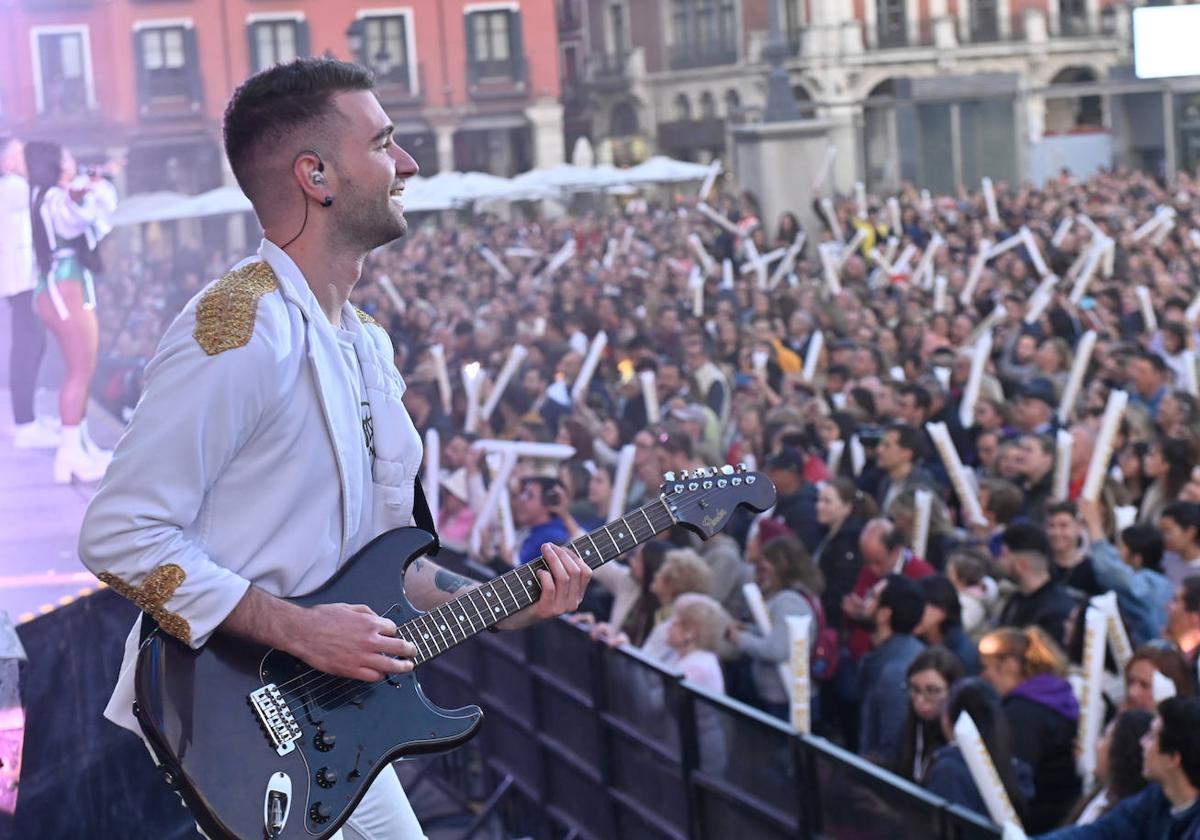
[248,684,302,756]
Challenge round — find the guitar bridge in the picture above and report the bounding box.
[248,684,302,756]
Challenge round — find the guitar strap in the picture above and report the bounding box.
[412,475,441,558]
[140,477,442,645]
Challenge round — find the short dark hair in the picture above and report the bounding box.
[1120,524,1164,573]
[1182,577,1200,615]
[1136,351,1168,375]
[900,384,932,413]
[1021,433,1055,457]
[24,140,62,190]
[886,423,926,462]
[520,476,565,504]
[1002,522,1052,563]
[1157,697,1200,791]
[1045,501,1077,520]
[223,58,374,204]
[1162,501,1200,543]
[981,478,1023,525]
[918,574,962,633]
[879,574,925,635]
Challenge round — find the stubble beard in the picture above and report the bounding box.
[334,184,409,254]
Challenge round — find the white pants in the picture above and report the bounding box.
[331,764,427,840]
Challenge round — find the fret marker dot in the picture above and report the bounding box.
[460,615,466,621]
[619,533,625,539]
[585,550,592,557]
[485,592,492,598]
[423,634,430,640]
[494,607,501,613]
[440,625,446,630]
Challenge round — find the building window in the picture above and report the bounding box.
[670,0,737,69]
[362,15,411,87]
[971,0,999,41]
[699,91,716,119]
[876,0,907,47]
[724,88,741,118]
[33,28,92,116]
[611,100,638,136]
[139,27,190,100]
[135,23,202,112]
[782,0,804,42]
[250,19,309,72]
[609,3,627,54]
[466,8,524,85]
[673,93,692,121]
[1059,0,1087,34]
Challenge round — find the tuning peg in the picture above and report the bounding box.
[721,465,735,475]
[680,469,690,480]
[710,465,721,476]
[664,471,676,483]
[737,462,748,472]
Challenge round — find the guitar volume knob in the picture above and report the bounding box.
[314,730,336,751]
[310,802,332,824]
[317,767,338,788]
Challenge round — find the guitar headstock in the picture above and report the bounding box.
[660,464,776,540]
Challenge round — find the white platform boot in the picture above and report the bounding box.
[53,425,110,484]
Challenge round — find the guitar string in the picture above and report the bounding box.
[275,499,683,711]
[274,500,676,709]
[271,479,750,711]
[265,493,680,701]
[267,479,749,712]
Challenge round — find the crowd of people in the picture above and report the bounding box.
[338,165,1200,837]
[10,136,1200,835]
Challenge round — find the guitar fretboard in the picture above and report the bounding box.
[397,496,677,665]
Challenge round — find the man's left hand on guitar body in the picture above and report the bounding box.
[497,542,592,631]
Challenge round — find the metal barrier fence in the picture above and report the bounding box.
[418,615,1002,840]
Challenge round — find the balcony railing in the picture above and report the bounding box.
[668,42,737,71]
[468,55,529,101]
[588,52,632,92]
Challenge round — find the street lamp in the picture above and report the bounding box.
[374,48,392,77]
[345,19,365,62]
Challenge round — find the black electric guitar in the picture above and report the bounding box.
[133,466,774,840]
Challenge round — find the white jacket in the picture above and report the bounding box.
[0,174,34,297]
[79,240,422,732]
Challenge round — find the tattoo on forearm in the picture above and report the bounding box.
[435,569,472,594]
[410,558,427,573]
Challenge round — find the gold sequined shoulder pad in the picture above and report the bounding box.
[355,306,381,327]
[193,261,280,356]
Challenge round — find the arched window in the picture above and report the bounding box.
[724,88,741,118]
[699,91,716,119]
[1047,66,1102,133]
[674,92,692,121]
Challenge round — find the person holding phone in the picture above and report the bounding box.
[26,141,117,482]
[514,476,571,566]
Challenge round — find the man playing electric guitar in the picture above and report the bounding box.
[79,58,592,840]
